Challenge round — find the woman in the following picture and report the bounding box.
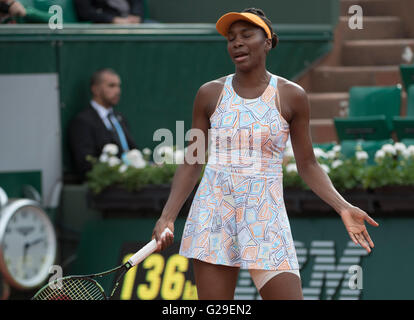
[152,8,379,300]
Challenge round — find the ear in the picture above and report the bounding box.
[91,84,99,97]
[264,38,272,53]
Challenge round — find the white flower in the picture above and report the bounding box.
[286,163,298,173]
[332,145,341,153]
[394,142,406,154]
[381,144,396,155]
[131,157,146,169]
[158,145,174,155]
[108,156,121,167]
[407,145,414,156]
[332,160,343,169]
[125,149,146,168]
[284,146,294,158]
[143,148,152,156]
[356,151,369,161]
[174,149,185,164]
[326,150,336,159]
[375,149,386,159]
[102,143,119,156]
[119,164,128,173]
[99,153,109,163]
[320,164,330,174]
[314,148,327,159]
[402,149,411,159]
[154,145,175,164]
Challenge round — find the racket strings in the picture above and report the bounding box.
[34,278,106,300]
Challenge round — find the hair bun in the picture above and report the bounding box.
[272,33,278,48]
[243,7,265,17]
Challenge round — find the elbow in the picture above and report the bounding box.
[296,158,318,177]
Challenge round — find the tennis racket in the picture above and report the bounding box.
[32,228,173,300]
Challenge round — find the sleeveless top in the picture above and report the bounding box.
[179,73,300,271]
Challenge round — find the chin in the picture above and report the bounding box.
[235,63,254,73]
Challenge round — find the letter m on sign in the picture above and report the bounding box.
[299,241,368,300]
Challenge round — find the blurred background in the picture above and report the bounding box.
[1,0,414,300]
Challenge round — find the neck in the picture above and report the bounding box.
[233,64,269,88]
[93,97,112,109]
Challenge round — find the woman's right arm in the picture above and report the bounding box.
[152,81,222,251]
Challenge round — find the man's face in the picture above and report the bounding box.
[93,72,121,107]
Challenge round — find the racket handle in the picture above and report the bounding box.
[127,228,173,267]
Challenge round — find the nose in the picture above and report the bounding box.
[232,35,244,48]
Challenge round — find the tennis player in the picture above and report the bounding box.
[152,8,379,300]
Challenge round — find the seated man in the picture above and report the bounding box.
[74,0,143,24]
[69,68,137,181]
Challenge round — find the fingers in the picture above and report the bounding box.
[348,231,358,245]
[350,230,374,253]
[155,227,174,252]
[354,233,370,253]
[363,229,374,248]
[365,214,379,227]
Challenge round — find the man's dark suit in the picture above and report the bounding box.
[74,0,143,23]
[68,105,137,180]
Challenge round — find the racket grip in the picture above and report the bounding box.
[128,228,173,267]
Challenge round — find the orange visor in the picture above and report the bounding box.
[216,12,272,39]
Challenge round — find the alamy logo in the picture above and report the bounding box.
[48,5,63,30]
[348,5,363,30]
[48,265,63,289]
[234,240,368,300]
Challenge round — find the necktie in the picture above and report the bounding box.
[107,112,129,153]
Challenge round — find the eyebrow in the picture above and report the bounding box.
[228,26,255,36]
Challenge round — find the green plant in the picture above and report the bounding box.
[327,145,368,191]
[87,142,414,195]
[86,144,206,194]
[362,143,414,188]
[282,162,308,189]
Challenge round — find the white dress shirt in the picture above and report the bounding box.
[90,100,113,130]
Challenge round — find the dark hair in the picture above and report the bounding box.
[90,68,118,89]
[242,8,278,49]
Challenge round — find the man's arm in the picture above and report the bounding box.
[68,116,98,178]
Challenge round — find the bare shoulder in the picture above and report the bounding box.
[198,76,226,97]
[276,76,310,121]
[196,76,227,118]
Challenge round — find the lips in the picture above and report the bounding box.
[233,52,249,63]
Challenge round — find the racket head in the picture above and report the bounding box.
[32,276,107,300]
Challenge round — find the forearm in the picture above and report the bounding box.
[24,7,52,23]
[160,162,203,222]
[298,161,353,215]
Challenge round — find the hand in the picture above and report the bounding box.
[112,16,131,24]
[340,206,379,253]
[152,218,174,252]
[127,15,141,24]
[8,1,26,17]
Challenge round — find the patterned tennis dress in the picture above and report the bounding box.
[179,73,300,271]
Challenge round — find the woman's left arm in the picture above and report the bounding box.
[285,83,379,253]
